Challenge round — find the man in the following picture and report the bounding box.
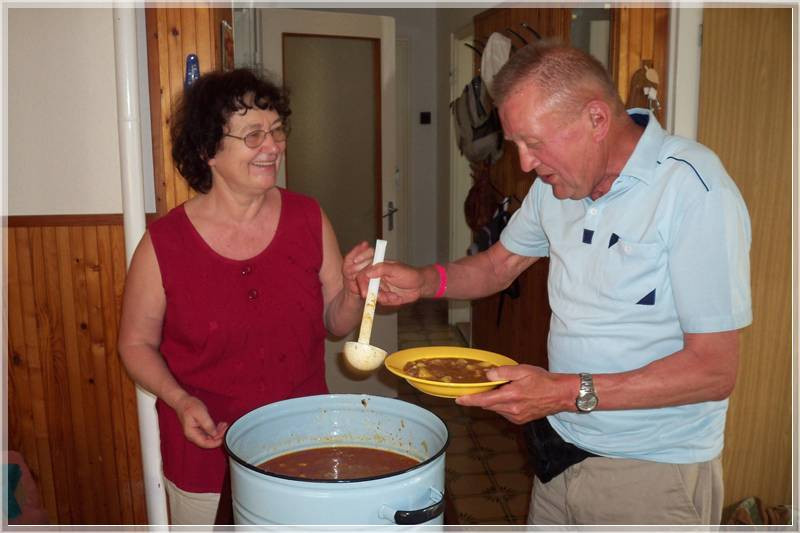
[361,40,751,525]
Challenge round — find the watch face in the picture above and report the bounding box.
[577,393,598,412]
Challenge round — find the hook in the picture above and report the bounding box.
[521,22,542,40]
[464,43,483,57]
[505,27,528,45]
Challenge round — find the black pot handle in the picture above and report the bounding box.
[391,488,445,525]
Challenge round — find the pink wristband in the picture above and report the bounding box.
[433,263,447,299]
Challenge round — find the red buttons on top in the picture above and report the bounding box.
[241,265,253,276]
[248,289,259,301]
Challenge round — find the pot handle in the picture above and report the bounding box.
[379,487,445,525]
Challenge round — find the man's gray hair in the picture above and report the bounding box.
[491,39,624,118]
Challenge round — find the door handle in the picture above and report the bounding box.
[382,201,399,231]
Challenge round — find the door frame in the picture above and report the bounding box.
[448,23,475,330]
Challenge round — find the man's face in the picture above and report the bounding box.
[499,86,604,200]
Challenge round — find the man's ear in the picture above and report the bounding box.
[586,100,610,140]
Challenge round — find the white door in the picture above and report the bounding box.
[259,8,399,396]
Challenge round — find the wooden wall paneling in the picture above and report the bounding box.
[54,226,93,521]
[70,226,109,521]
[111,222,148,524]
[696,8,792,510]
[146,8,169,217]
[7,231,41,487]
[8,221,147,523]
[166,8,185,212]
[146,6,230,216]
[610,7,669,124]
[16,227,62,521]
[97,225,133,523]
[84,226,121,521]
[41,226,77,523]
[27,227,61,521]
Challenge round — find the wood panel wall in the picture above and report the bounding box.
[7,219,146,524]
[610,7,670,125]
[6,6,230,524]
[696,8,792,511]
[146,7,230,216]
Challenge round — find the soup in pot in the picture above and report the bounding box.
[257,446,419,480]
[403,357,498,383]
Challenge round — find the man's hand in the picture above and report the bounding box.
[456,364,575,424]
[174,394,229,449]
[358,261,432,306]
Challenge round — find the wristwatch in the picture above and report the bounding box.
[575,373,598,413]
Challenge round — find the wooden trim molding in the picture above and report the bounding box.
[8,213,158,228]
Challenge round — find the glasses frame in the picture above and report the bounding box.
[224,124,289,149]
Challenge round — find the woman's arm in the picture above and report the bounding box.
[318,210,374,336]
[117,232,227,448]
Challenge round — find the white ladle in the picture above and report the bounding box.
[343,239,388,371]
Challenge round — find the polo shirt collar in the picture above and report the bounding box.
[617,108,666,186]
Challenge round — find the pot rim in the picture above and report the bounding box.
[223,395,449,484]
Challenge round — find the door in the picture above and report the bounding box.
[258,8,399,396]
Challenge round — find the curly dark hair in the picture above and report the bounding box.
[170,68,291,193]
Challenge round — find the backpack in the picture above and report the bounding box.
[452,74,504,164]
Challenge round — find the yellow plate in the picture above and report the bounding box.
[384,346,517,398]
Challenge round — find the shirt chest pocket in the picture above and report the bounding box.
[599,238,666,305]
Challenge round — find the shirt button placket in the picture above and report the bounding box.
[241,264,258,301]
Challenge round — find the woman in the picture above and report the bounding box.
[118,68,373,524]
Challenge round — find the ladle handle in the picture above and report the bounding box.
[357,239,387,344]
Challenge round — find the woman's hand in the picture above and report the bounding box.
[342,241,374,299]
[174,394,229,449]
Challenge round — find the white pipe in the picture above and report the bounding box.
[113,7,169,525]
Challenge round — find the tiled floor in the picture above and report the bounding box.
[396,300,534,525]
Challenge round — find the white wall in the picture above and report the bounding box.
[8,9,122,215]
[8,8,156,217]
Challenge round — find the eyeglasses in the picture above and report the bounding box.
[224,125,289,148]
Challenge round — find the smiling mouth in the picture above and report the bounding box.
[251,160,276,168]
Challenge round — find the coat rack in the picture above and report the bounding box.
[464,22,542,56]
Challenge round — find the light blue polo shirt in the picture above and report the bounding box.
[500,109,752,463]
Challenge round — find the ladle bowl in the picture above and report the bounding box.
[343,239,388,372]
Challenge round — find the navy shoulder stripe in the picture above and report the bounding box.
[659,156,710,191]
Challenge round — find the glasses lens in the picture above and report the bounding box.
[244,130,267,148]
[271,126,287,142]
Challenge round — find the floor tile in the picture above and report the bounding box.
[397,301,531,526]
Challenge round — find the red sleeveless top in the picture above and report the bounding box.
[148,188,328,493]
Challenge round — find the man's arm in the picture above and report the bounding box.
[363,241,540,305]
[457,329,740,424]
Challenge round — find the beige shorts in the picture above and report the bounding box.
[165,477,221,526]
[528,455,723,525]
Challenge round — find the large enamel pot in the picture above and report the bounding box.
[224,394,449,525]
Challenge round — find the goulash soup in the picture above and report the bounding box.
[403,357,497,383]
[258,446,419,480]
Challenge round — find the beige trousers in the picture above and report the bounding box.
[528,455,723,525]
[165,478,221,526]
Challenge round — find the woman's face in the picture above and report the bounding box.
[208,107,286,194]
